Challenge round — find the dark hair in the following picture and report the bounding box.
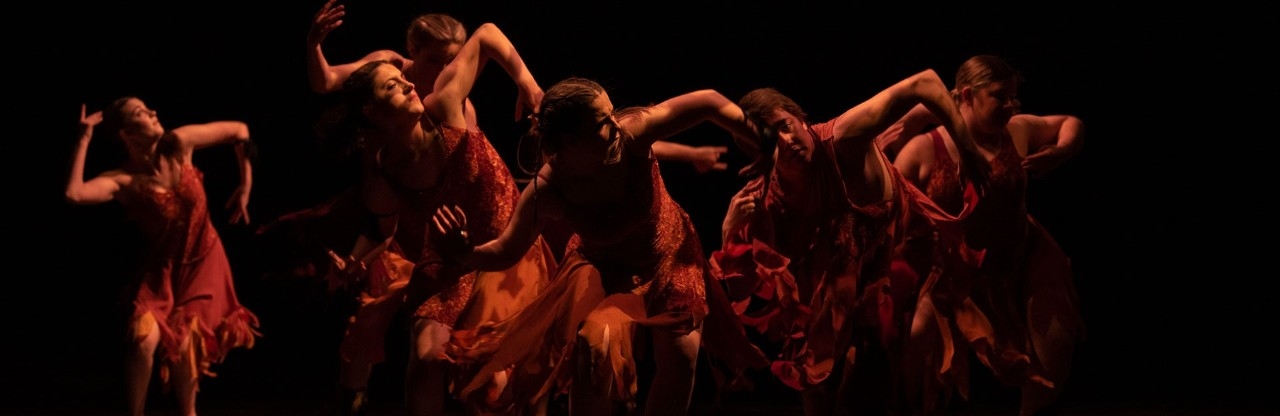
[313,60,393,161]
[734,87,805,178]
[99,96,138,141]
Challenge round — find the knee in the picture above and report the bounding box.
[130,312,160,351]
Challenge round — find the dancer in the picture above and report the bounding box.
[888,54,1086,415]
[326,20,560,416]
[64,98,261,416]
[709,68,989,415]
[432,77,767,416]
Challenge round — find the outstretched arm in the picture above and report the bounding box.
[65,104,125,205]
[428,22,541,127]
[1011,114,1084,177]
[306,0,407,94]
[652,141,729,174]
[830,69,963,151]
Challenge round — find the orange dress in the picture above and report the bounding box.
[449,140,765,415]
[253,123,556,392]
[122,160,260,387]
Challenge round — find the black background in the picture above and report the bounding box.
[11,1,1271,414]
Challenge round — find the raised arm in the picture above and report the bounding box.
[171,121,254,223]
[65,104,126,205]
[830,70,962,151]
[306,0,407,94]
[427,22,541,127]
[831,69,983,186]
[1010,114,1084,177]
[432,171,561,271]
[621,89,756,154]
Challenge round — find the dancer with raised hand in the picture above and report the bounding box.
[65,98,261,416]
[431,77,767,416]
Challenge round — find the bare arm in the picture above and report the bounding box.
[428,23,541,128]
[172,121,254,223]
[651,141,729,173]
[306,0,407,93]
[65,104,126,205]
[830,70,960,152]
[623,89,756,153]
[1011,114,1084,177]
[831,69,982,186]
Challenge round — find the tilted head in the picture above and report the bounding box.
[738,88,813,169]
[102,96,165,147]
[954,54,1024,131]
[342,60,423,134]
[532,77,627,165]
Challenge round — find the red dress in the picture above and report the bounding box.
[927,129,1085,396]
[122,161,260,386]
[708,121,971,408]
[449,139,765,414]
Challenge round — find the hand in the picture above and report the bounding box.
[516,84,543,122]
[722,187,761,236]
[432,205,472,259]
[226,185,251,225]
[307,0,345,47]
[689,146,729,174]
[325,248,367,293]
[1021,145,1068,178]
[79,103,102,139]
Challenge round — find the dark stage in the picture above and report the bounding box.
[12,1,1269,415]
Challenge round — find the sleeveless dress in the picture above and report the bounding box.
[448,139,765,414]
[708,121,973,411]
[929,128,1085,396]
[123,160,260,387]
[374,122,557,399]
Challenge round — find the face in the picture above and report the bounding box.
[565,91,620,156]
[364,64,423,124]
[757,107,813,166]
[966,80,1021,132]
[119,98,164,143]
[409,40,462,86]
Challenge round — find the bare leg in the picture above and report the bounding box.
[905,295,941,414]
[643,327,701,416]
[406,318,452,416]
[171,332,200,416]
[127,312,160,416]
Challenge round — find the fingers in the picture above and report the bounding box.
[453,205,467,228]
[713,161,729,171]
[80,103,86,119]
[327,249,346,268]
[432,207,452,235]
